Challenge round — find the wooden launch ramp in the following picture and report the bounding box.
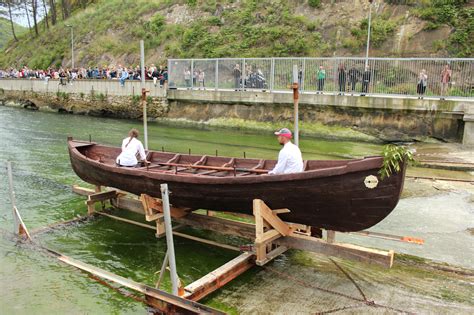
[68,184,405,311]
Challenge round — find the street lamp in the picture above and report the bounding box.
[365,0,374,69]
[66,24,74,69]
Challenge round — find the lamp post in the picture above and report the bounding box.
[66,24,74,69]
[365,1,374,69]
[292,64,299,147]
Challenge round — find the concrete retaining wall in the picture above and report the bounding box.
[0,78,166,97]
[167,90,469,142]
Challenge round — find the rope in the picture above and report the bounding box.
[264,265,414,314]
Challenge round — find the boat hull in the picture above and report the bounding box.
[68,141,406,232]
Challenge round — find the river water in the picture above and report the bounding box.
[0,106,473,314]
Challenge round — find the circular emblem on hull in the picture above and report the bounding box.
[364,175,379,189]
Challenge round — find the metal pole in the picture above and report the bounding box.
[71,28,74,69]
[292,65,299,147]
[160,184,179,296]
[140,40,148,150]
[215,59,218,90]
[270,58,275,92]
[66,25,74,69]
[7,161,19,234]
[365,1,373,69]
[190,60,194,89]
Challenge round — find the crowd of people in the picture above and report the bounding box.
[1,62,454,97]
[0,64,169,87]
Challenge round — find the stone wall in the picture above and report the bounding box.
[0,89,169,119]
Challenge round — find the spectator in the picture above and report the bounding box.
[59,69,67,85]
[233,64,241,91]
[316,66,326,94]
[417,69,428,99]
[184,68,191,89]
[120,67,129,87]
[198,69,205,89]
[160,66,168,88]
[361,66,371,96]
[152,65,160,86]
[337,63,346,95]
[192,69,198,88]
[440,64,452,99]
[298,66,303,91]
[348,66,360,94]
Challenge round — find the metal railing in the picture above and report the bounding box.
[168,57,474,99]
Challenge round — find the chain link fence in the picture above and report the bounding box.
[168,58,474,98]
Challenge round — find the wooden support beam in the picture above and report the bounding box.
[51,250,224,314]
[253,199,293,237]
[140,194,190,219]
[274,233,394,268]
[96,212,239,252]
[256,245,288,267]
[183,252,255,301]
[86,190,118,215]
[72,185,95,196]
[87,190,118,203]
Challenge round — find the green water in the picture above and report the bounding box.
[0,106,380,314]
[1,106,473,314]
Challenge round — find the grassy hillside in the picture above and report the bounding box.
[0,17,26,50]
[0,0,471,69]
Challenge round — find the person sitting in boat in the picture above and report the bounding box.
[268,128,303,175]
[116,129,149,167]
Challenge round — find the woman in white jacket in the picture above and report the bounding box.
[116,129,149,167]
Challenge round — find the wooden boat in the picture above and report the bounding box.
[68,138,406,232]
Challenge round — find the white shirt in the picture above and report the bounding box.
[116,137,146,166]
[269,141,304,175]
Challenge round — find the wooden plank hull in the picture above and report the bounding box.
[68,140,406,232]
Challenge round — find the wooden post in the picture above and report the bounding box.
[7,162,31,240]
[253,199,293,266]
[327,230,336,244]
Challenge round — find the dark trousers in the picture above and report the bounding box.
[362,81,369,93]
[417,83,426,95]
[317,79,325,91]
[338,79,346,92]
[350,80,357,91]
[234,77,241,89]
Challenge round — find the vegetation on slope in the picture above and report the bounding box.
[0,17,26,50]
[0,0,471,69]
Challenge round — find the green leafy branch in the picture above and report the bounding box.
[379,144,414,180]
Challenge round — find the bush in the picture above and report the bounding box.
[423,21,441,30]
[146,13,166,34]
[308,0,321,8]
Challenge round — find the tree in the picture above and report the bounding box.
[49,0,56,25]
[61,0,69,19]
[0,0,19,41]
[31,0,38,36]
[42,0,48,29]
[22,0,32,33]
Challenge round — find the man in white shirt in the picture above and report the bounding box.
[116,129,148,167]
[268,128,304,175]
